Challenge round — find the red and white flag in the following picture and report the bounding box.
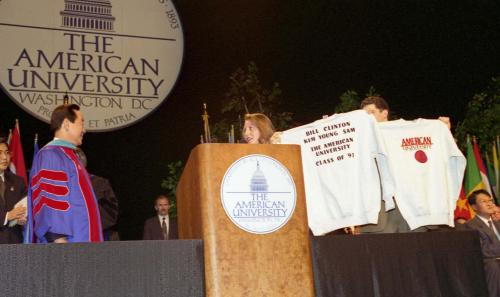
[8,120,28,186]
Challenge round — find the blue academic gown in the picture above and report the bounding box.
[26,139,103,243]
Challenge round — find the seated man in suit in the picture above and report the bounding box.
[0,138,27,243]
[143,195,178,240]
[465,189,500,297]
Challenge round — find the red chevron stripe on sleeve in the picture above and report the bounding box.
[31,170,68,188]
[32,182,69,201]
[31,169,71,217]
[33,196,70,217]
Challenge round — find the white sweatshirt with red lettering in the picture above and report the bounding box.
[378,119,466,229]
[281,110,395,235]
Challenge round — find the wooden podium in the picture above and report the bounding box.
[177,144,315,297]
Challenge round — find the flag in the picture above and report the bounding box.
[32,133,39,166]
[472,136,492,195]
[23,134,40,244]
[455,135,482,220]
[464,135,484,196]
[8,120,27,186]
[454,186,474,220]
[485,153,497,200]
[493,137,499,200]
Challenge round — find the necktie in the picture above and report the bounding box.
[162,217,168,240]
[488,220,500,242]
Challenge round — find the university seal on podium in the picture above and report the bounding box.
[220,154,297,234]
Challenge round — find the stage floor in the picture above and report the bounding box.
[0,231,487,297]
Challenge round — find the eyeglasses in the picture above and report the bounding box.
[477,198,495,205]
[0,151,10,157]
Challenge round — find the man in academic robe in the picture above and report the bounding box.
[0,139,26,243]
[27,104,102,243]
[143,195,178,240]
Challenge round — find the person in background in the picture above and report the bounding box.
[0,138,26,243]
[27,104,102,243]
[243,113,275,144]
[360,96,390,122]
[465,190,500,297]
[361,95,451,128]
[143,195,178,240]
[75,148,119,241]
[359,96,400,234]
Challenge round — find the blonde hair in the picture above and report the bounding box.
[244,113,275,144]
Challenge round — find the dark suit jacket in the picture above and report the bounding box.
[465,216,500,259]
[90,175,119,231]
[142,216,178,240]
[466,216,500,297]
[0,171,26,244]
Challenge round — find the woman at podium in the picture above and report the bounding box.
[242,113,275,144]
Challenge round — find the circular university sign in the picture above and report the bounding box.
[0,0,184,132]
[220,154,297,234]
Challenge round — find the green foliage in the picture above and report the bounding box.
[334,86,380,113]
[455,77,500,152]
[270,111,294,131]
[210,118,234,143]
[160,160,184,217]
[365,86,380,97]
[212,61,293,141]
[335,90,360,113]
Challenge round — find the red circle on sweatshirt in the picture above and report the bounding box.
[415,150,428,163]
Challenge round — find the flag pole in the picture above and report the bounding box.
[7,129,12,145]
[202,103,211,143]
[230,125,235,144]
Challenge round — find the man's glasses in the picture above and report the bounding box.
[0,151,11,157]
